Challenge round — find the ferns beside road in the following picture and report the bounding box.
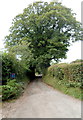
[1,52,30,101]
[0,78,29,101]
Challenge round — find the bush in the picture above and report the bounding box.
[2,52,27,84]
[2,79,24,101]
[65,81,81,88]
[43,62,82,100]
[2,53,15,84]
[71,59,83,63]
[46,62,83,87]
[63,63,82,82]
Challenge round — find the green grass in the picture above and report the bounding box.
[43,75,82,100]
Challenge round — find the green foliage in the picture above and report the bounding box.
[0,86,2,95]
[5,1,83,73]
[2,52,16,84]
[2,52,27,84]
[65,81,81,88]
[43,75,81,100]
[64,63,82,82]
[2,79,24,101]
[48,62,82,83]
[71,59,83,63]
[43,62,82,99]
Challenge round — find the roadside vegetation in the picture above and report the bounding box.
[1,1,83,101]
[43,61,83,100]
[0,52,30,101]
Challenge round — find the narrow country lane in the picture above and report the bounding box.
[2,79,81,118]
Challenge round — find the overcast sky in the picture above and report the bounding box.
[0,0,82,63]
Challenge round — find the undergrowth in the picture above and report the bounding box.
[43,62,82,100]
[43,75,82,100]
[0,77,29,101]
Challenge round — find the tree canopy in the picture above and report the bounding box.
[5,1,83,74]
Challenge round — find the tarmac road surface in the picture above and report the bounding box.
[2,79,81,118]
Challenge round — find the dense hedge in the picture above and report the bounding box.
[71,59,83,63]
[2,52,27,84]
[48,63,82,82]
[1,52,30,101]
[46,62,83,88]
[43,62,82,99]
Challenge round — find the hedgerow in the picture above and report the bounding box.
[2,52,27,84]
[47,62,82,84]
[43,62,82,99]
[1,52,30,101]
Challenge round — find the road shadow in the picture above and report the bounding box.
[30,75,42,82]
[35,75,42,79]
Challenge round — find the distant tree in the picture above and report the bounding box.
[5,1,83,76]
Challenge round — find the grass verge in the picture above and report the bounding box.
[43,75,82,100]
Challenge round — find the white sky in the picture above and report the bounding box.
[0,0,82,63]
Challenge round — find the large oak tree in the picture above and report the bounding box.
[5,1,83,76]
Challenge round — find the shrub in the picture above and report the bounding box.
[63,63,82,82]
[46,62,83,87]
[2,53,14,84]
[71,59,83,63]
[2,52,27,84]
[66,81,81,88]
[43,62,82,100]
[2,79,24,101]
